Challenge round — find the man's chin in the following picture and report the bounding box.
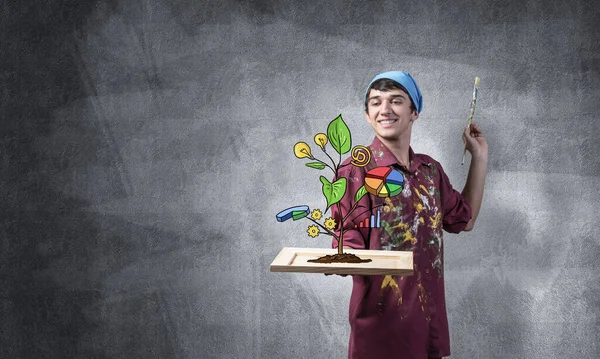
[375,133,402,142]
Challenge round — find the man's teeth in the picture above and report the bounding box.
[380,119,396,124]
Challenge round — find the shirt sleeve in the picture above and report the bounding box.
[331,163,370,250]
[438,162,472,233]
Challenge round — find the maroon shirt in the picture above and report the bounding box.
[332,137,471,359]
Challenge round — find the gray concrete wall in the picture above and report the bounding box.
[2,0,599,358]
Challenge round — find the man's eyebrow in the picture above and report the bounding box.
[367,94,407,101]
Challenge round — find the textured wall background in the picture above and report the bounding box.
[2,0,599,358]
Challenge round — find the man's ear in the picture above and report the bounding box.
[410,110,419,122]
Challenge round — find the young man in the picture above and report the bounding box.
[332,71,488,358]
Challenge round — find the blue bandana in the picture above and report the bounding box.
[365,71,423,113]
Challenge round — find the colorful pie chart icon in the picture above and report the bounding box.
[364,166,404,198]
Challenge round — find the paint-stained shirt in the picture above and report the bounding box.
[332,137,471,359]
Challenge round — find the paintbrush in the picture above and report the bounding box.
[461,77,480,165]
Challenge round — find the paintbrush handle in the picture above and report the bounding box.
[462,77,480,165]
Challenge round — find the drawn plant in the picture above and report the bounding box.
[276,114,388,261]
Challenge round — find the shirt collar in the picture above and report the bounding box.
[368,136,429,174]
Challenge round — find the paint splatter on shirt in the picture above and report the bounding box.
[332,137,471,359]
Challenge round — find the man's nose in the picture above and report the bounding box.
[380,100,392,114]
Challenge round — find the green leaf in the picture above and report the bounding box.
[320,176,347,210]
[354,185,368,203]
[327,114,352,155]
[305,162,326,170]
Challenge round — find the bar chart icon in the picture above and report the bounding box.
[355,210,381,228]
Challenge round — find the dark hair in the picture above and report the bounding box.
[364,78,417,113]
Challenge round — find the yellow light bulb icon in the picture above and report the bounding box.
[314,133,328,150]
[294,142,313,159]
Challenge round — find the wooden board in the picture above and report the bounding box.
[270,247,413,276]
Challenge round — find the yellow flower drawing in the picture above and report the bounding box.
[307,225,320,238]
[324,217,337,230]
[311,209,323,220]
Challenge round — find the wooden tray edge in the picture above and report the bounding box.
[269,247,414,276]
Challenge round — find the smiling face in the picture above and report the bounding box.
[365,88,419,143]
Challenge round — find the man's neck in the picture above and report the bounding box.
[376,135,411,167]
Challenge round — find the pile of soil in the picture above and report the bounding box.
[307,253,372,263]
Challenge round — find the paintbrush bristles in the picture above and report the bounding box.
[475,77,480,86]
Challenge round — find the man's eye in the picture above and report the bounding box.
[391,100,402,105]
[371,102,381,106]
